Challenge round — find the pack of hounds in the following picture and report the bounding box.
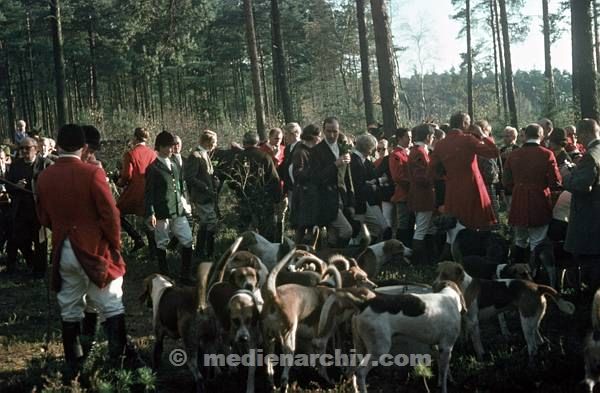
[138,225,600,393]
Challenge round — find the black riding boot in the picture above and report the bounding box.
[510,245,529,264]
[194,225,207,258]
[180,246,195,285]
[120,216,145,252]
[205,230,216,259]
[61,321,83,380]
[156,249,169,275]
[80,311,98,358]
[145,229,157,259]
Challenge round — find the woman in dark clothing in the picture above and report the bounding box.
[289,124,322,244]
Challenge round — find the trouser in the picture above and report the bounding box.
[154,216,194,250]
[514,225,549,251]
[7,216,45,273]
[57,239,125,322]
[355,204,390,241]
[327,209,353,247]
[413,211,436,241]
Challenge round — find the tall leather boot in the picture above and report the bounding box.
[411,239,427,265]
[156,249,169,275]
[396,229,413,248]
[205,230,216,260]
[120,216,145,252]
[437,243,453,262]
[510,245,529,264]
[103,314,144,369]
[424,234,438,263]
[535,241,557,289]
[80,312,98,358]
[61,321,84,380]
[194,225,207,258]
[145,229,157,259]
[180,246,195,285]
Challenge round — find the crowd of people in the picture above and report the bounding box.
[1,112,599,380]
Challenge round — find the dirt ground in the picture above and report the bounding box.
[0,238,595,392]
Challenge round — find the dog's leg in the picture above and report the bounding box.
[520,314,539,365]
[437,344,452,393]
[264,336,277,391]
[246,347,256,393]
[498,312,511,337]
[355,322,389,393]
[279,322,298,393]
[466,311,485,361]
[181,317,204,393]
[153,330,165,370]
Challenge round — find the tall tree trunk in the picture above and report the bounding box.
[25,10,37,127]
[370,0,398,139]
[243,0,266,140]
[88,12,99,109]
[572,0,599,119]
[158,67,165,125]
[490,0,501,117]
[493,0,508,122]
[542,0,556,117]
[594,0,600,73]
[466,0,474,119]
[271,0,293,123]
[356,0,376,126]
[18,62,31,127]
[498,0,518,127]
[0,41,15,141]
[50,0,67,129]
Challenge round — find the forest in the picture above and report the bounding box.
[0,0,596,143]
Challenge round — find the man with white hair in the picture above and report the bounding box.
[14,120,27,145]
[350,133,390,241]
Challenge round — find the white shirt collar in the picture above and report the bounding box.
[414,142,428,147]
[353,149,366,163]
[525,139,540,145]
[59,153,81,160]
[157,155,172,170]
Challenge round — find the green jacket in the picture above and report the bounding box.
[185,147,216,204]
[144,157,186,220]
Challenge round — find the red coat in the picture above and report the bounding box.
[428,130,498,229]
[503,143,561,227]
[36,157,126,292]
[407,144,435,212]
[389,147,410,203]
[259,143,285,167]
[117,144,156,216]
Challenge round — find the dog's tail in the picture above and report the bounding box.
[264,248,297,306]
[317,288,373,338]
[592,289,600,331]
[537,284,576,315]
[320,264,342,288]
[208,236,243,288]
[354,224,371,260]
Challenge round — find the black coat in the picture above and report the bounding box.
[310,140,354,226]
[350,152,378,214]
[232,146,281,205]
[290,143,319,228]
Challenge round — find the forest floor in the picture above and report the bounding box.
[0,224,594,393]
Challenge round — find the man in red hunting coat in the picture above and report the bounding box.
[407,124,437,264]
[389,127,412,246]
[36,124,133,376]
[428,112,498,245]
[503,123,561,282]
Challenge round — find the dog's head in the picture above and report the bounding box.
[435,261,466,287]
[433,214,458,232]
[500,263,533,281]
[432,280,467,315]
[330,256,376,289]
[139,274,175,308]
[585,331,600,378]
[228,251,266,291]
[382,239,413,263]
[228,291,260,346]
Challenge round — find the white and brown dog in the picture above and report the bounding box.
[139,272,216,393]
[435,261,575,363]
[315,281,465,393]
[584,288,600,392]
[261,248,341,392]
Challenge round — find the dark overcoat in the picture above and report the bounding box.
[564,140,600,255]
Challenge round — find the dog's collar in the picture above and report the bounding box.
[228,289,264,313]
